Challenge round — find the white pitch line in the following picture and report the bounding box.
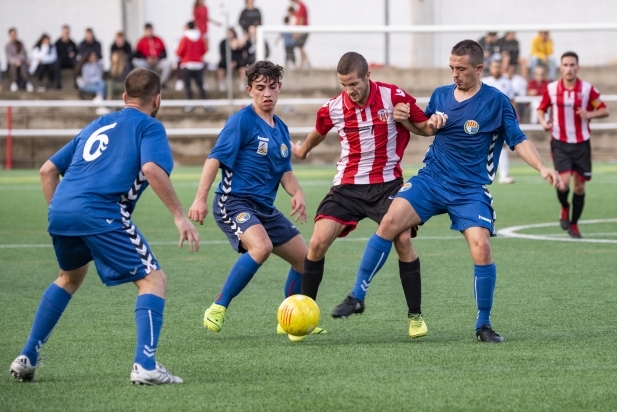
[497,218,617,244]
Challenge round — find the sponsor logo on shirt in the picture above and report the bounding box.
[464,120,480,135]
[377,109,388,122]
[236,212,251,223]
[399,182,412,192]
[280,143,289,158]
[257,141,268,155]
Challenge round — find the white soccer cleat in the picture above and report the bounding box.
[9,355,36,382]
[130,362,183,385]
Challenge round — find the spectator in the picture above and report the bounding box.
[29,34,58,91]
[275,16,296,69]
[242,25,268,68]
[505,64,528,120]
[497,31,527,75]
[133,23,173,87]
[5,28,33,92]
[76,51,105,101]
[176,21,209,113]
[477,32,498,76]
[238,0,262,34]
[78,28,102,61]
[110,31,132,66]
[193,0,221,49]
[291,0,310,69]
[55,25,77,88]
[528,66,549,124]
[106,50,130,100]
[217,28,246,92]
[530,31,556,80]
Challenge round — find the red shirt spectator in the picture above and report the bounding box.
[294,0,308,25]
[176,28,206,67]
[193,1,209,37]
[135,34,167,59]
[528,79,548,98]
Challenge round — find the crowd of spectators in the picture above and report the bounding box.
[2,0,310,98]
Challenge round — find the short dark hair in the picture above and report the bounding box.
[561,51,579,64]
[144,23,153,30]
[451,40,484,67]
[337,52,369,78]
[85,28,93,34]
[62,25,70,30]
[246,60,284,87]
[8,27,16,34]
[187,21,195,30]
[124,68,161,105]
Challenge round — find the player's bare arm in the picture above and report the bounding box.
[576,106,610,120]
[292,128,327,159]
[537,109,552,131]
[39,160,61,205]
[513,140,565,190]
[188,158,220,225]
[142,161,200,252]
[393,103,447,136]
[280,171,307,223]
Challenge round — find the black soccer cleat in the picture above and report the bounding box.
[331,294,365,318]
[476,324,504,343]
[559,207,570,231]
[568,224,583,239]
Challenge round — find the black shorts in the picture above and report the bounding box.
[315,179,417,238]
[295,33,309,48]
[550,139,592,181]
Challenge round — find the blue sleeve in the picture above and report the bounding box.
[424,90,437,118]
[49,139,78,176]
[140,120,174,175]
[208,114,246,170]
[501,96,527,150]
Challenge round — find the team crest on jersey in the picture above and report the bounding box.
[257,141,268,155]
[464,120,480,134]
[236,212,251,223]
[280,143,289,158]
[377,109,388,122]
[399,182,412,192]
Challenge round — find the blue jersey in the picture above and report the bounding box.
[209,105,292,208]
[48,108,173,235]
[422,83,527,186]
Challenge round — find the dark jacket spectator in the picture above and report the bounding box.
[55,25,77,69]
[110,32,132,61]
[238,0,262,33]
[78,28,102,61]
[497,32,520,68]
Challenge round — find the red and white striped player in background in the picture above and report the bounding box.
[537,51,609,239]
[292,52,447,338]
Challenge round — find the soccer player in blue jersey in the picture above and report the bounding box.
[9,69,200,384]
[331,40,564,342]
[188,61,314,340]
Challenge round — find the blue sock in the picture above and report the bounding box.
[21,283,72,365]
[352,234,393,301]
[474,263,496,331]
[215,253,261,307]
[284,268,303,298]
[134,294,165,370]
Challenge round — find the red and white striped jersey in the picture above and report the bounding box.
[538,78,606,143]
[315,81,427,186]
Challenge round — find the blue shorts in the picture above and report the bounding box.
[51,225,160,286]
[213,194,301,253]
[396,170,497,236]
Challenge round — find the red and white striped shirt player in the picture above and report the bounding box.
[315,80,427,186]
[538,78,607,144]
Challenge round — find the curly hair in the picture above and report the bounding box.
[245,60,284,87]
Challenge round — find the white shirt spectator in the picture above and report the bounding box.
[482,75,515,100]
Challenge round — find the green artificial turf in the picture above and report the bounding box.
[1,164,616,411]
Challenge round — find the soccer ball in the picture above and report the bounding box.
[277,294,320,337]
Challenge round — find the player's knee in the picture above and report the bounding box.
[247,242,273,263]
[470,239,492,264]
[308,236,329,260]
[377,213,400,239]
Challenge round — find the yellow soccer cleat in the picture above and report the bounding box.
[408,314,428,339]
[204,303,227,332]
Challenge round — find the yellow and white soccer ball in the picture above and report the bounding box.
[277,294,320,337]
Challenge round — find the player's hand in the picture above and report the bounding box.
[188,198,209,225]
[292,140,308,159]
[540,120,552,132]
[576,108,591,119]
[290,190,307,223]
[427,112,448,131]
[175,215,200,252]
[540,166,565,191]
[393,103,410,122]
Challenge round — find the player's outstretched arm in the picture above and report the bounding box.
[39,160,61,205]
[188,158,220,225]
[537,109,552,131]
[513,140,565,191]
[393,103,447,136]
[280,171,307,223]
[292,128,327,160]
[142,161,200,252]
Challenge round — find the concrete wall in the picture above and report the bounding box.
[1,0,616,71]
